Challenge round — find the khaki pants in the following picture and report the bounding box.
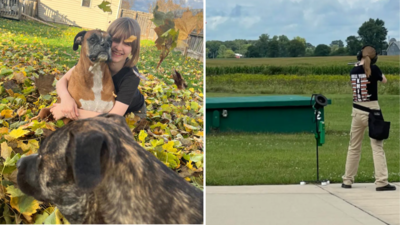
[342,101,389,187]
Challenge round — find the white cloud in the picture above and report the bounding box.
[207,16,229,30]
[238,17,261,28]
[206,0,399,45]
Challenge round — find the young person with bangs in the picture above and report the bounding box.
[50,17,146,120]
[341,45,396,191]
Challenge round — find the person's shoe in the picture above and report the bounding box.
[376,184,397,191]
[341,183,352,189]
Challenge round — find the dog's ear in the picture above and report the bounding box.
[67,131,106,190]
[73,31,87,51]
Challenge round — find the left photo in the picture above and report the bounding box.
[0,0,204,224]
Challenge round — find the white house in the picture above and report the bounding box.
[38,0,122,31]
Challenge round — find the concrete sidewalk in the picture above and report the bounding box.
[206,183,400,225]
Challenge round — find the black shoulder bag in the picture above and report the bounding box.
[353,103,390,140]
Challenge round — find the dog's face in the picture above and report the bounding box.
[73,30,112,63]
[16,114,130,205]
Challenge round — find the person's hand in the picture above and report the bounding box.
[382,74,387,84]
[54,97,79,120]
[60,97,79,120]
[49,103,65,120]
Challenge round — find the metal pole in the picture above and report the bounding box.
[315,109,320,182]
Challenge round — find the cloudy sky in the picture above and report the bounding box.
[133,0,203,13]
[206,0,399,46]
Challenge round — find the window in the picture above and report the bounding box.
[82,0,91,7]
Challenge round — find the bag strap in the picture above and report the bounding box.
[353,103,372,113]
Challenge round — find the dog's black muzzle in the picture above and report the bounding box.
[88,41,111,63]
[17,154,45,201]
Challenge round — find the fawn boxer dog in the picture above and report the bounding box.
[68,30,115,114]
[17,114,204,224]
[37,30,115,122]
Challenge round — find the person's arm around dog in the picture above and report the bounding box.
[51,17,144,121]
[52,74,129,120]
[53,66,79,120]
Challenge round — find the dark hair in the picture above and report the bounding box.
[107,17,141,67]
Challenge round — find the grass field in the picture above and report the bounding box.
[206,74,400,95]
[206,55,400,185]
[206,56,399,75]
[207,56,400,67]
[206,93,400,185]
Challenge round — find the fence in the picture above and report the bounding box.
[22,0,37,17]
[119,9,157,41]
[0,0,22,20]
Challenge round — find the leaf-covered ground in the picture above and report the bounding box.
[0,18,203,224]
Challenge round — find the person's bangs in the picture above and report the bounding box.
[110,27,131,43]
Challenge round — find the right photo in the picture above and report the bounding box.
[205,0,400,224]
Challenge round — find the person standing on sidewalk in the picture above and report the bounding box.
[342,45,396,191]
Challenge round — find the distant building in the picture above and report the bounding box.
[387,41,400,55]
[235,53,243,58]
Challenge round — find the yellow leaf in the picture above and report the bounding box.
[17,140,39,155]
[1,142,13,159]
[195,161,202,169]
[6,185,41,218]
[1,110,14,119]
[138,130,147,142]
[189,88,195,93]
[8,128,30,139]
[55,207,70,224]
[0,127,9,135]
[185,177,191,182]
[187,160,193,169]
[124,35,137,43]
[6,89,14,97]
[162,141,177,153]
[195,131,203,137]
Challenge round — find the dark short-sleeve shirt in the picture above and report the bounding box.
[112,66,145,115]
[350,64,383,102]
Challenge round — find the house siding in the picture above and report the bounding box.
[38,0,120,31]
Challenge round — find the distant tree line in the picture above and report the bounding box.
[206,18,390,58]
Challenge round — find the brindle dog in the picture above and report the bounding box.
[16,114,203,224]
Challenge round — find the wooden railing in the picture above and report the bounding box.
[0,0,22,20]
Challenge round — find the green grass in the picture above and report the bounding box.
[207,55,400,67]
[206,56,399,75]
[0,17,82,67]
[206,93,400,185]
[206,74,399,95]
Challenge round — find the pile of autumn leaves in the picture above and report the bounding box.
[0,32,203,224]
